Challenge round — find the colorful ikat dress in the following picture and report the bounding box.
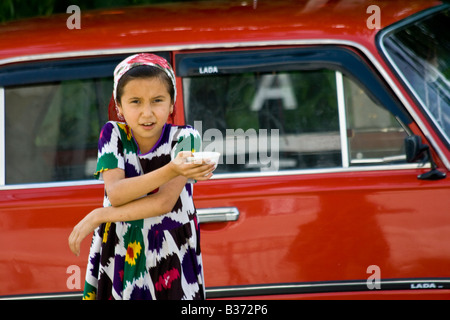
[83,121,205,300]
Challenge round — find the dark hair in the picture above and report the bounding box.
[115,65,175,105]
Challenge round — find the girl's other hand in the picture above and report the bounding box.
[171,151,215,181]
[68,208,102,256]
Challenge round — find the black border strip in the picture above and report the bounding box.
[2,278,450,300]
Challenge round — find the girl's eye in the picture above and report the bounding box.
[153,98,164,103]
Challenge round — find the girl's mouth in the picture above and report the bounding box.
[141,122,156,129]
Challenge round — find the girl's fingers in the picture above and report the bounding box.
[190,163,215,173]
[189,163,216,180]
[172,154,216,179]
[195,172,213,181]
[69,228,82,256]
[68,230,79,256]
[173,151,193,165]
[68,219,89,256]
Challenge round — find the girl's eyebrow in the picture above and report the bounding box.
[126,94,167,101]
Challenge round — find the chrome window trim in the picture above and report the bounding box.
[0,179,103,191]
[0,36,447,189]
[335,71,349,168]
[0,163,429,190]
[208,163,430,180]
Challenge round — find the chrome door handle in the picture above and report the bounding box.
[197,207,240,224]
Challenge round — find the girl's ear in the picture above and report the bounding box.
[168,103,175,124]
[115,101,125,121]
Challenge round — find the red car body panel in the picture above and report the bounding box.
[0,1,440,62]
[1,0,449,299]
[0,185,102,296]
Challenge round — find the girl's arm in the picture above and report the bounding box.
[102,175,187,222]
[104,151,214,207]
[68,174,188,256]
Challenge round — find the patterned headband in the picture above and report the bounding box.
[113,53,177,104]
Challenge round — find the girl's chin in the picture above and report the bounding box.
[134,125,163,141]
[140,123,156,131]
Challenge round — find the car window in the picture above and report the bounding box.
[1,53,171,185]
[184,69,341,172]
[5,78,111,184]
[381,7,450,146]
[179,47,409,174]
[343,75,407,165]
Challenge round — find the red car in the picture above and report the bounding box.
[1,0,450,299]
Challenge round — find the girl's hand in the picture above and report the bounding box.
[68,208,103,256]
[170,151,215,181]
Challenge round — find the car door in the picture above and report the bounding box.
[0,54,150,298]
[175,46,450,299]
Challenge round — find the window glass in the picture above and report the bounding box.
[5,77,111,184]
[183,64,409,173]
[382,7,450,144]
[184,69,342,173]
[343,75,407,165]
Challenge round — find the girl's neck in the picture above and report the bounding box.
[133,123,167,155]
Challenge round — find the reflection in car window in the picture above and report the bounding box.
[184,67,408,173]
[343,75,407,165]
[185,70,343,173]
[382,7,450,142]
[185,70,342,173]
[5,78,110,184]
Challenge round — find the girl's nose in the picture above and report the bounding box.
[142,103,153,117]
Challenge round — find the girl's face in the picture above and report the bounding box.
[117,77,174,154]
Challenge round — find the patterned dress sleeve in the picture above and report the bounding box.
[170,126,202,184]
[170,126,202,160]
[94,121,125,180]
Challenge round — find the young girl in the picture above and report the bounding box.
[68,53,214,300]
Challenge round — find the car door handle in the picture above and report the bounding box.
[197,207,240,224]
